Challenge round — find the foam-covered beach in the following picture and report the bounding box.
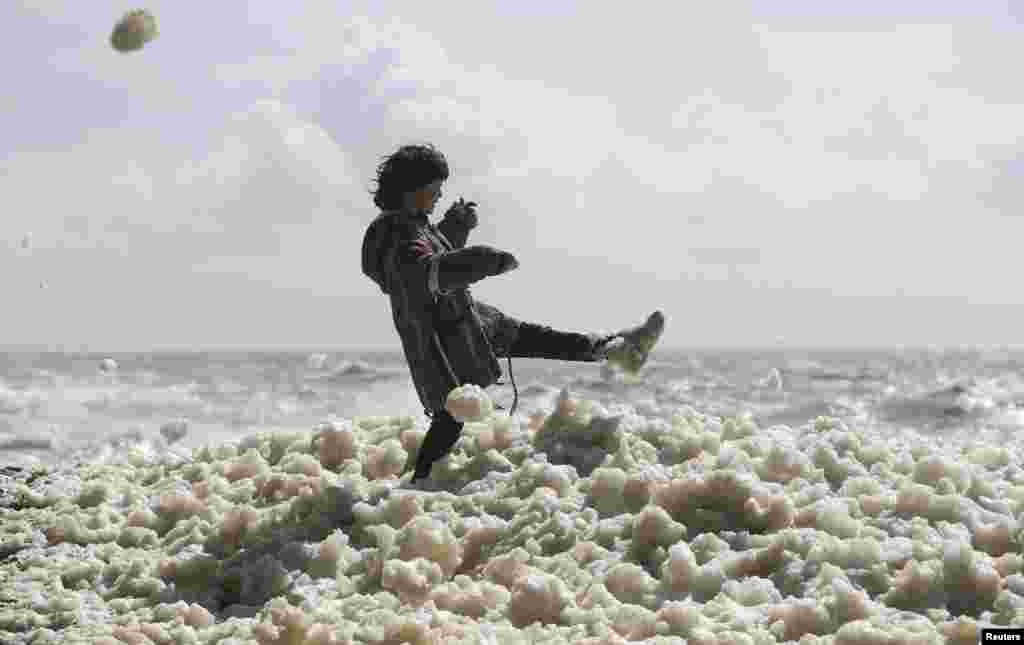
[3,353,1024,644]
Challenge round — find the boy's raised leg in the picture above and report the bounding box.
[505,311,666,372]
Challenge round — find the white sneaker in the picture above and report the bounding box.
[603,310,666,372]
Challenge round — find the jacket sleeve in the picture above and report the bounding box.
[397,236,519,300]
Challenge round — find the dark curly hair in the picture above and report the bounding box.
[369,143,450,210]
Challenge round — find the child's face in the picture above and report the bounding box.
[406,179,444,214]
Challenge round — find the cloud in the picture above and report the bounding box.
[980,156,1024,214]
[1,97,360,266]
[5,5,1024,347]
[210,9,643,258]
[15,0,75,22]
[688,247,763,267]
[13,8,1023,238]
[646,24,1024,211]
[211,12,389,98]
[225,11,1024,302]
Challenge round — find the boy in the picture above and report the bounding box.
[361,144,664,484]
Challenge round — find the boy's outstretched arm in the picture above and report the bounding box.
[436,198,478,249]
[400,237,518,299]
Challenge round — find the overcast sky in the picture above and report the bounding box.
[2,1,1022,351]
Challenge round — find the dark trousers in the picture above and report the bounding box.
[411,323,597,480]
[500,322,599,362]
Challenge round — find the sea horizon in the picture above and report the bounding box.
[4,344,1024,355]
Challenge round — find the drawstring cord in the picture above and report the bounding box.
[497,356,519,416]
[428,355,518,419]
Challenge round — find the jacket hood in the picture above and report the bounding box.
[361,213,393,294]
[362,211,430,294]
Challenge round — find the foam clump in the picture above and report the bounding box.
[253,603,350,645]
[110,8,159,53]
[313,420,356,469]
[446,384,494,423]
[7,394,1024,644]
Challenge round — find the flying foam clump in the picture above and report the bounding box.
[110,9,159,53]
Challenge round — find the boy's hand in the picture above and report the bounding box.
[494,250,519,275]
[444,197,478,229]
[409,237,434,261]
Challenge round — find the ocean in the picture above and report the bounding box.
[2,347,1023,470]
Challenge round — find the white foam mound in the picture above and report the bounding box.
[445,384,494,423]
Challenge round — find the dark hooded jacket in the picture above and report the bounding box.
[361,208,521,415]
